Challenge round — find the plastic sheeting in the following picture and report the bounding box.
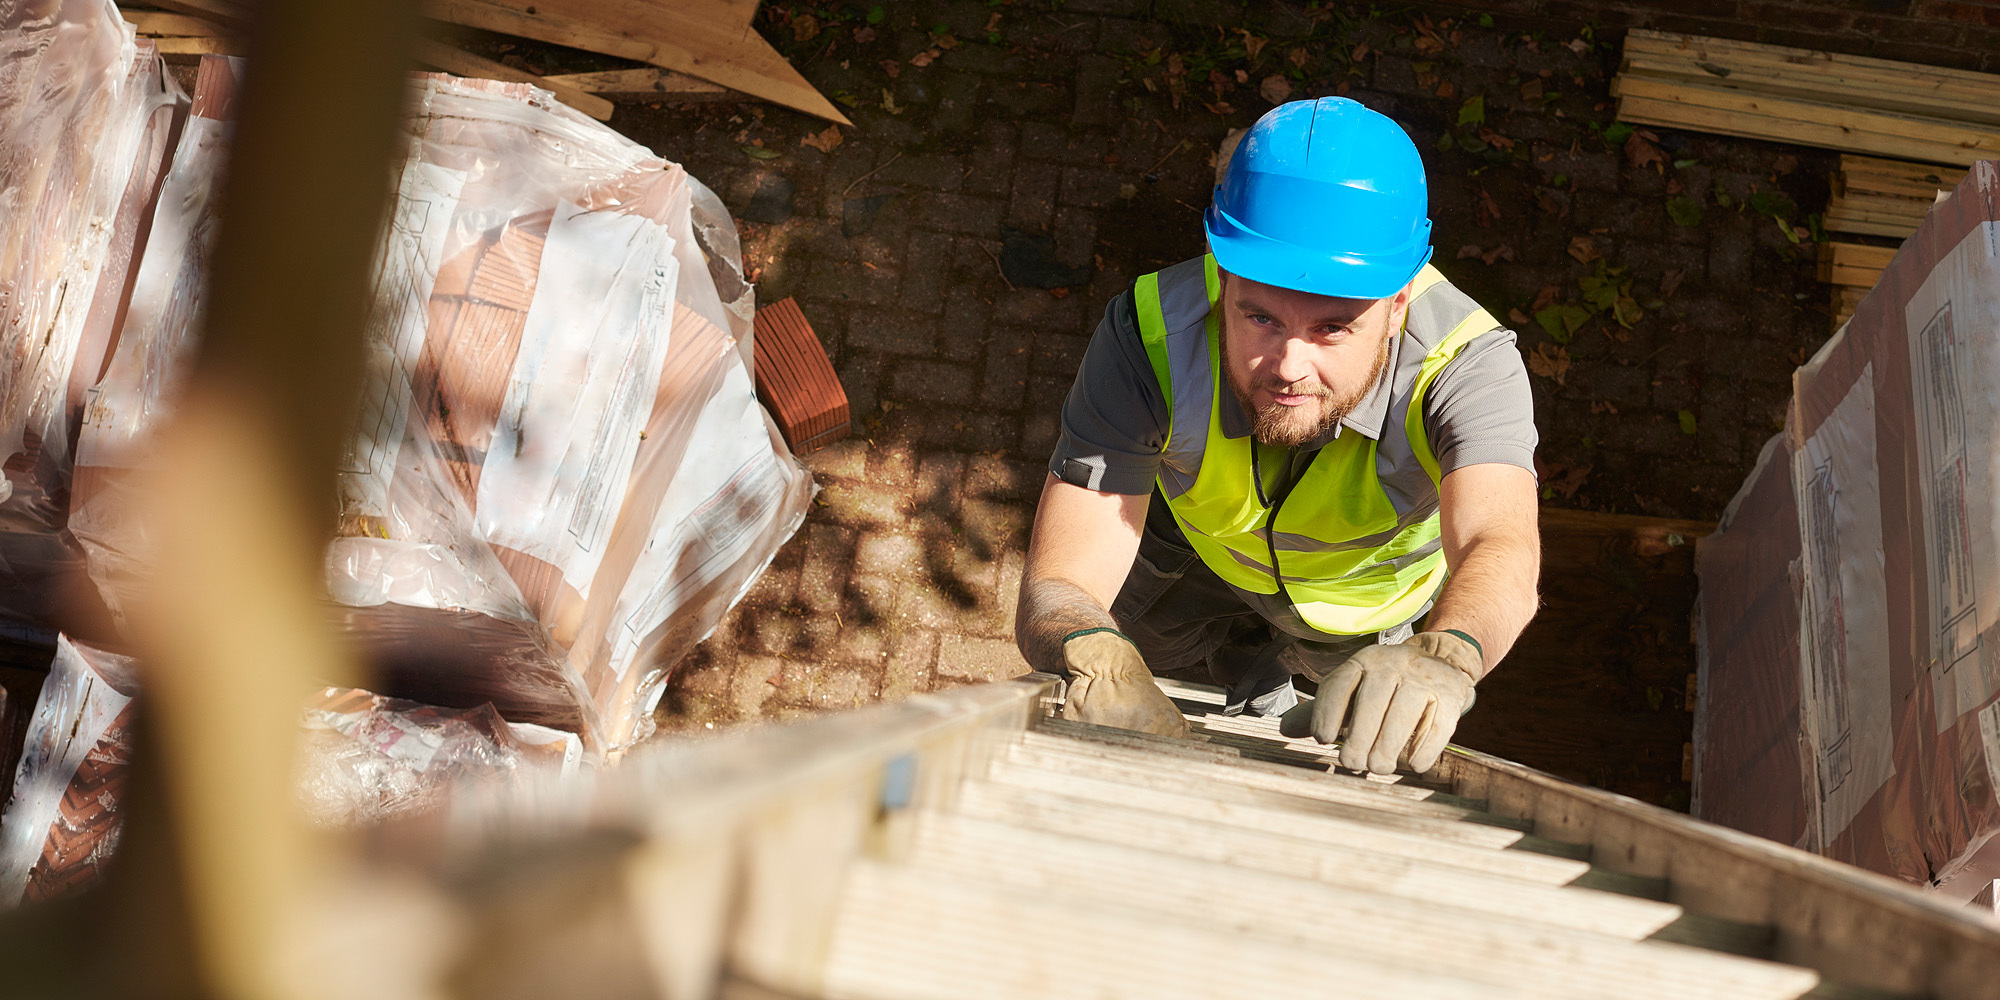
[0,635,138,906]
[0,0,182,629]
[73,72,811,753]
[297,686,581,829]
[1695,161,2000,897]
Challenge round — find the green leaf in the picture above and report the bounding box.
[1678,410,1698,435]
[1581,279,1618,313]
[1646,686,1664,710]
[1534,303,1591,343]
[1747,190,1797,219]
[1808,212,1827,244]
[1665,196,1703,227]
[1551,172,1568,187]
[1436,131,1456,152]
[1778,215,1800,244]
[1457,94,1485,126]
[1602,121,1633,144]
[1672,157,1698,168]
[866,4,885,23]
[741,145,781,160]
[1478,13,1495,26]
[1613,294,1644,328]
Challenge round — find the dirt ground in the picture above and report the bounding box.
[458,0,1847,807]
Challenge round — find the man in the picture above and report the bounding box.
[1014,97,1540,776]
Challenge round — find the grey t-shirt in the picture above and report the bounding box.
[1049,280,1538,496]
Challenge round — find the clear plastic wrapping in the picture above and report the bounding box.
[0,635,138,905]
[73,72,811,753]
[0,1,182,627]
[296,685,581,829]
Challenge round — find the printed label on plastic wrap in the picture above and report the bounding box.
[319,709,446,773]
[476,200,678,593]
[338,160,467,521]
[1905,221,2000,732]
[609,359,798,678]
[1793,364,1894,850]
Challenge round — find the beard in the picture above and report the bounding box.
[1224,334,1391,448]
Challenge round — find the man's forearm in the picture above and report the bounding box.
[1015,576,1120,674]
[1423,533,1540,675]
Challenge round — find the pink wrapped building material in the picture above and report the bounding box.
[1695,161,2000,898]
[75,73,811,753]
[0,0,182,629]
[297,686,581,829]
[0,635,137,905]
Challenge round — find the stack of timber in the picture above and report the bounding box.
[342,674,2000,998]
[1612,29,2000,166]
[1827,156,1967,239]
[116,0,841,124]
[1817,242,1896,327]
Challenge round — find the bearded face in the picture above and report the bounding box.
[1217,272,1404,449]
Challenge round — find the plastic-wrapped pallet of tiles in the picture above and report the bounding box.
[1694,161,2000,899]
[72,70,811,754]
[0,0,183,631]
[0,635,138,906]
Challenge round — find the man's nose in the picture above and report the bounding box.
[1270,336,1317,387]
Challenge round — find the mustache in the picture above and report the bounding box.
[1252,378,1332,399]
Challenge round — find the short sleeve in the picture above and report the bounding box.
[1046,289,1171,495]
[1422,327,1539,478]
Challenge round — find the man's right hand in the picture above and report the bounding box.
[1059,629,1189,738]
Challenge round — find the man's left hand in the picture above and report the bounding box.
[1280,631,1481,774]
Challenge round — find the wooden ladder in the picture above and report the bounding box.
[438,675,2000,999]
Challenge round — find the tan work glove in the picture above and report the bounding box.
[1059,629,1190,738]
[1280,631,1481,775]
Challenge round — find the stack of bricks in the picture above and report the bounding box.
[752,297,850,454]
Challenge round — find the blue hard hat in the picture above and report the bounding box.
[1204,98,1433,300]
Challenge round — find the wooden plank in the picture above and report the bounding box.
[1613,76,2000,162]
[149,35,243,57]
[1429,745,2000,998]
[1625,28,2000,94]
[423,0,852,125]
[1817,242,1896,288]
[412,38,614,120]
[121,10,226,36]
[1838,155,1967,197]
[541,68,729,96]
[1617,52,2000,125]
[902,816,1821,1000]
[1615,92,1987,166]
[139,0,250,24]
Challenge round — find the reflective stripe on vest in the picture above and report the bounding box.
[1133,255,1495,635]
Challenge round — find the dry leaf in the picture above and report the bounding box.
[1624,132,1667,171]
[853,26,875,43]
[1204,100,1236,115]
[1234,68,1249,84]
[935,33,959,49]
[910,48,939,67]
[1415,34,1444,54]
[1435,80,1456,99]
[1660,268,1686,298]
[1457,244,1484,259]
[1519,78,1543,102]
[1591,400,1619,415]
[1167,53,1185,77]
[1477,128,1515,150]
[1566,235,1601,264]
[1528,342,1571,385]
[793,13,820,41]
[1240,31,1268,60]
[985,13,1002,31]
[1532,284,1561,311]
[1509,306,1533,325]
[1350,42,1370,61]
[881,88,903,114]
[1481,244,1516,265]
[1567,37,1590,54]
[1773,154,1797,175]
[800,125,844,153]
[1475,188,1502,227]
[1545,460,1591,498]
[1260,74,1293,103]
[881,59,901,78]
[1290,47,1309,67]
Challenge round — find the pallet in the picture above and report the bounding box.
[751,298,849,455]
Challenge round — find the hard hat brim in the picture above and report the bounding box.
[1204,201,1432,301]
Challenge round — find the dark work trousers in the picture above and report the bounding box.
[1109,498,1423,716]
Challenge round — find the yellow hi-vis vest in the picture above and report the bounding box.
[1132,255,1498,635]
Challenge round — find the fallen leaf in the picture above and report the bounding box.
[1531,284,1561,311]
[881,88,903,114]
[1260,74,1293,103]
[1534,303,1590,343]
[1415,34,1445,54]
[1624,132,1667,171]
[1509,307,1533,325]
[1234,68,1249,84]
[985,13,1002,31]
[793,13,821,41]
[1545,461,1591,498]
[853,26,875,43]
[1458,94,1485,125]
[1435,80,1456,99]
[1519,78,1543,102]
[910,48,939,67]
[1475,187,1502,227]
[1167,53,1185,77]
[1678,410,1698,435]
[1660,268,1686,298]
[1567,37,1590,54]
[880,59,901,78]
[1457,244,1485,259]
[741,144,781,161]
[1240,31,1268,60]
[1482,244,1516,265]
[1290,47,1309,67]
[1566,235,1601,264]
[1665,177,1683,194]
[935,33,959,49]
[1613,293,1644,327]
[1773,154,1797,175]
[1351,42,1370,61]
[1477,127,1515,150]
[800,125,844,153]
[1204,100,1236,115]
[1528,342,1572,385]
[1665,196,1703,227]
[1590,399,1618,415]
